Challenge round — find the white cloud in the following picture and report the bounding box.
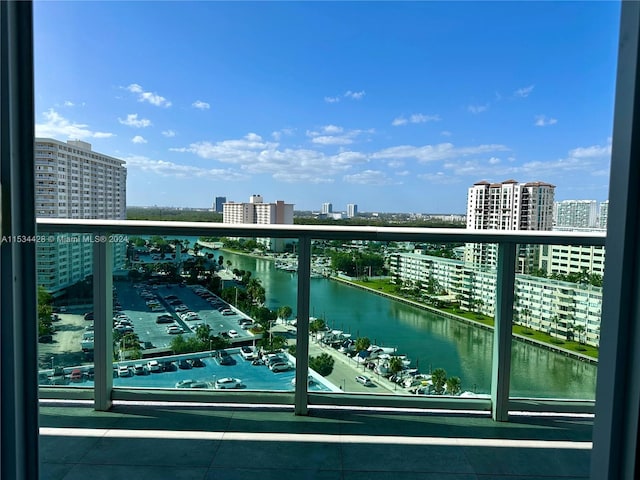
[132,135,147,144]
[344,90,366,100]
[306,125,370,146]
[125,155,246,180]
[569,143,611,159]
[392,113,440,126]
[514,85,535,98]
[534,115,558,127]
[324,96,341,103]
[271,128,295,141]
[35,109,115,139]
[468,104,489,114]
[372,142,509,163]
[343,170,397,186]
[63,100,74,107]
[488,157,501,165]
[118,113,152,128]
[192,100,210,110]
[126,83,172,107]
[162,130,176,137]
[441,130,452,137]
[171,132,369,183]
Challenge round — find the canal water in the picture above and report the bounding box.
[207,248,598,399]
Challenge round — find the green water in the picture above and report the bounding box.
[214,250,597,399]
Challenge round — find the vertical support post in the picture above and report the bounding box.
[591,3,640,479]
[93,233,113,411]
[0,2,39,479]
[294,235,311,415]
[491,242,516,421]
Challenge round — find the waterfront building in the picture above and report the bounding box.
[223,195,294,251]
[389,251,602,346]
[599,200,609,229]
[554,200,598,228]
[539,243,607,278]
[35,138,126,292]
[347,203,358,218]
[465,179,555,273]
[321,202,333,214]
[214,196,226,213]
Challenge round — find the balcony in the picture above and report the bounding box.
[34,219,601,479]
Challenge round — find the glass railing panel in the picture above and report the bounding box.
[307,239,494,397]
[111,234,300,393]
[510,242,601,400]
[37,232,95,388]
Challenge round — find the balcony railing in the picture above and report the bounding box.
[36,218,606,420]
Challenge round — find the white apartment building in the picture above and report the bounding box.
[223,195,294,251]
[465,180,555,272]
[35,138,126,292]
[599,200,609,229]
[389,252,602,347]
[554,200,598,228]
[321,202,333,214]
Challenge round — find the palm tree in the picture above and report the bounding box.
[389,356,404,376]
[445,376,462,396]
[431,368,447,395]
[355,337,371,352]
[574,324,586,344]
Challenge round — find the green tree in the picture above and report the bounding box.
[37,286,54,336]
[355,336,371,352]
[389,356,404,376]
[277,305,293,322]
[310,318,327,334]
[309,353,335,376]
[445,376,462,396]
[431,368,447,395]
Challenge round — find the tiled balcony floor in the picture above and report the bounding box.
[39,401,593,480]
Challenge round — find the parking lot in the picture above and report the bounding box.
[114,282,255,351]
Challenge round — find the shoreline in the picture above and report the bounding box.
[213,246,598,366]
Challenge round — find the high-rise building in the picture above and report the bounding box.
[214,196,226,213]
[223,195,294,251]
[554,200,598,228]
[465,179,555,271]
[35,138,127,292]
[347,203,358,218]
[321,202,333,214]
[599,200,609,229]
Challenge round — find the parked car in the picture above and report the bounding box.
[216,350,234,365]
[228,330,239,338]
[355,375,373,386]
[118,366,132,378]
[240,346,256,360]
[133,364,148,375]
[214,377,242,389]
[69,369,83,382]
[147,360,161,373]
[190,358,205,368]
[269,362,291,373]
[83,312,94,321]
[178,359,192,369]
[166,325,185,334]
[156,315,174,324]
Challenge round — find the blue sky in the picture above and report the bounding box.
[34,1,620,213]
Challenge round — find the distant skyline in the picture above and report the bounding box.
[34,1,619,213]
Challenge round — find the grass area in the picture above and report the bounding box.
[351,277,598,360]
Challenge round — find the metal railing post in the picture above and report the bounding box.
[294,235,311,415]
[93,234,113,411]
[491,242,516,421]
